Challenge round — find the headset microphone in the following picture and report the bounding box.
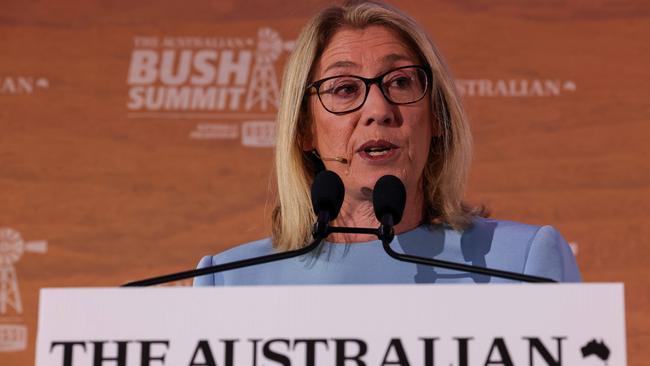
[312,149,348,164]
[321,156,348,164]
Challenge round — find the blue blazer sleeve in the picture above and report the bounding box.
[193,255,225,286]
[523,225,581,282]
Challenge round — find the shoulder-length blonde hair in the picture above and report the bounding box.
[273,0,482,251]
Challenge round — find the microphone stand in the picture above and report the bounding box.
[379,233,555,283]
[331,218,555,283]
[378,215,555,283]
[123,233,326,287]
[123,221,554,287]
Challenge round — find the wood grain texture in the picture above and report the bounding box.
[1,1,648,364]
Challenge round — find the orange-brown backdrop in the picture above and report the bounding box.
[1,0,648,365]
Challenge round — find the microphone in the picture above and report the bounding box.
[311,148,348,164]
[321,156,348,164]
[372,175,406,244]
[311,170,345,238]
[371,175,555,283]
[122,170,345,287]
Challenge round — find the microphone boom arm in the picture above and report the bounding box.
[329,222,553,283]
[379,236,556,283]
[122,236,325,287]
[122,224,555,287]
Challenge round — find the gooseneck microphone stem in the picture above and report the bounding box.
[312,211,331,239]
[328,226,378,235]
[122,223,555,286]
[122,236,325,287]
[121,225,376,287]
[376,215,554,283]
[124,171,555,286]
[370,174,556,283]
[124,170,348,287]
[331,222,554,283]
[379,236,555,283]
[319,222,555,283]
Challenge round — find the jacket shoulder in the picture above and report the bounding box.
[464,217,581,282]
[193,238,274,286]
[207,238,275,265]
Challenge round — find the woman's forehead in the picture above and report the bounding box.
[315,25,420,77]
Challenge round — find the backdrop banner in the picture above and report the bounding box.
[1,1,648,365]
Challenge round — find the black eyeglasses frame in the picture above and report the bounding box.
[305,65,431,115]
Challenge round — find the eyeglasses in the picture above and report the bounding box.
[306,65,430,115]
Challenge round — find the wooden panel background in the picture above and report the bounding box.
[1,0,648,364]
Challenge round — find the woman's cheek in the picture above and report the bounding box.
[326,127,352,155]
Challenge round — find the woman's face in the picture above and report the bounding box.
[307,25,434,202]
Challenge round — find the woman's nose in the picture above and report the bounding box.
[361,84,396,126]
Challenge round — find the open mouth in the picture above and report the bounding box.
[358,140,399,160]
[365,146,392,156]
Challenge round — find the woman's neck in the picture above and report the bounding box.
[327,190,423,243]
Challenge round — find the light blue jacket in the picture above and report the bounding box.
[194,218,581,286]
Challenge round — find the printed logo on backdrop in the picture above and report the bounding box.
[456,79,576,97]
[0,76,50,95]
[126,29,294,148]
[0,228,48,352]
[125,30,577,147]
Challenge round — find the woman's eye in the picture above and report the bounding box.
[332,82,360,97]
[388,76,412,89]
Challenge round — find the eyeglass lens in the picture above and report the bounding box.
[317,67,427,114]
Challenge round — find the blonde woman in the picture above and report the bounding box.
[195,1,580,285]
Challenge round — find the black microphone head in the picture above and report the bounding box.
[310,170,345,220]
[372,175,406,225]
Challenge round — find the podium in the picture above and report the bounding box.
[36,284,626,365]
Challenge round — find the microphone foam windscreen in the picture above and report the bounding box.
[372,175,406,225]
[310,170,345,220]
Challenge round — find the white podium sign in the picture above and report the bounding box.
[36,284,625,366]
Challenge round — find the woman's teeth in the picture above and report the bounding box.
[366,147,390,156]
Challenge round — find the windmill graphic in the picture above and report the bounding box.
[244,28,295,111]
[0,228,47,315]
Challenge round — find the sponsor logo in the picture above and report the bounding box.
[189,123,239,140]
[0,76,49,95]
[47,335,613,365]
[0,228,48,352]
[241,120,276,148]
[126,29,294,147]
[581,339,610,363]
[125,31,577,147]
[456,79,576,97]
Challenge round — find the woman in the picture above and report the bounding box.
[195,1,580,285]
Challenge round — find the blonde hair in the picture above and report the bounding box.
[273,0,483,251]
